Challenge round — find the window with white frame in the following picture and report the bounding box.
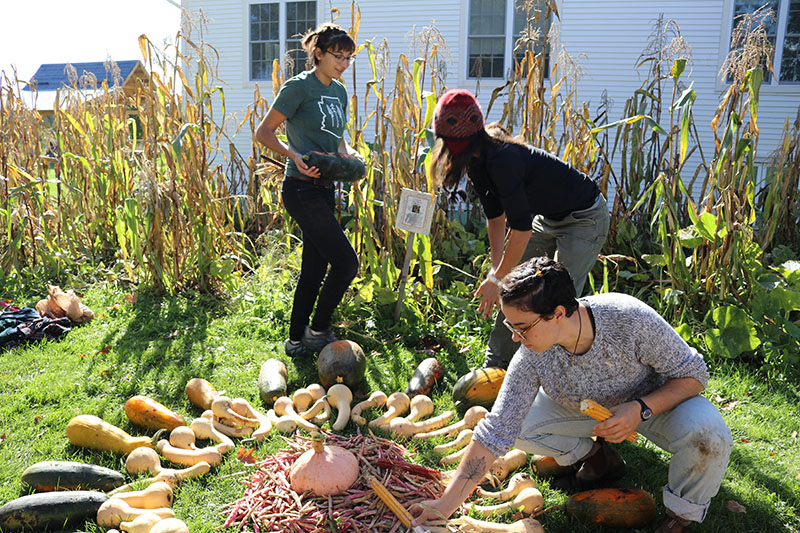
[250,1,317,81]
[729,0,800,83]
[467,0,551,79]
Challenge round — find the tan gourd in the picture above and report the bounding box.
[465,487,544,517]
[350,391,387,425]
[414,405,488,440]
[266,409,299,433]
[299,398,327,420]
[189,417,234,453]
[211,396,260,428]
[201,409,254,438]
[120,447,211,491]
[306,384,331,424]
[230,397,273,441]
[292,388,313,412]
[405,395,434,422]
[288,434,359,496]
[111,481,174,509]
[388,410,454,438]
[433,429,473,454]
[96,499,175,528]
[168,426,196,449]
[368,392,410,427]
[477,472,537,501]
[66,414,161,456]
[274,397,319,433]
[119,512,163,533]
[156,439,222,467]
[489,449,529,481]
[149,517,190,533]
[448,516,544,533]
[439,446,468,465]
[326,383,352,431]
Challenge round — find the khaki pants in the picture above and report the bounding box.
[484,194,609,368]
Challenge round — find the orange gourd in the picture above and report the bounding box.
[565,487,657,528]
[124,395,186,431]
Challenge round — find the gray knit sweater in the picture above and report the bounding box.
[473,292,709,457]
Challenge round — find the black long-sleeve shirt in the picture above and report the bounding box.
[467,143,599,230]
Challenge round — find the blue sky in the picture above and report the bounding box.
[0,0,182,83]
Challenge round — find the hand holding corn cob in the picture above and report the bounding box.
[580,399,638,442]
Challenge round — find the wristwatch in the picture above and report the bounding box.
[635,398,653,421]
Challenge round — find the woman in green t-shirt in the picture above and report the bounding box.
[256,23,359,359]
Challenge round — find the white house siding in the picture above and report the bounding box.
[181,0,799,176]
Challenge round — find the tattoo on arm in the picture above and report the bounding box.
[460,457,487,483]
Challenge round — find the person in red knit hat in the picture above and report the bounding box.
[431,88,609,370]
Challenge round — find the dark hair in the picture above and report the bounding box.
[431,122,527,189]
[301,22,356,66]
[500,257,578,317]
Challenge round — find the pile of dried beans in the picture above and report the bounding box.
[222,430,445,532]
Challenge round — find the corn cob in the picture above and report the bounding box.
[579,399,638,442]
[368,475,425,531]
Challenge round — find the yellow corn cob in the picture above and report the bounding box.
[580,399,638,442]
[368,475,413,527]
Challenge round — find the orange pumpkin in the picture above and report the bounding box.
[565,487,657,528]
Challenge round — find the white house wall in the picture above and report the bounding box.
[180,0,799,177]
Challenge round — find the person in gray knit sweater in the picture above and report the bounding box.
[411,257,732,533]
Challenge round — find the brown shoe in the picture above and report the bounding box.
[654,509,692,533]
[552,438,627,492]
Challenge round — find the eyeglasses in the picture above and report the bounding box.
[326,51,354,64]
[503,315,543,338]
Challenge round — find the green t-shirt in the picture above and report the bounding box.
[271,70,348,178]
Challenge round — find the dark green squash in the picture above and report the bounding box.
[258,358,288,407]
[317,340,366,389]
[21,460,125,492]
[302,151,365,182]
[405,357,444,397]
[452,367,506,412]
[0,490,108,531]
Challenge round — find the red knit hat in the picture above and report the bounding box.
[433,89,484,156]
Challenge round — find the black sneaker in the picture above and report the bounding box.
[284,339,313,359]
[301,326,338,353]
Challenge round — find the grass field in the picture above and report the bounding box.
[1,254,799,532]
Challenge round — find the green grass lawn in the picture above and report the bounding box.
[1,259,799,532]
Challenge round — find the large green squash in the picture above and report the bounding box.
[302,151,366,182]
[452,367,506,412]
[317,340,366,389]
[0,491,108,531]
[21,460,125,492]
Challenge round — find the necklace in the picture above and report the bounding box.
[569,307,582,366]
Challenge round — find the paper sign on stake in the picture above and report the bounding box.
[394,189,435,320]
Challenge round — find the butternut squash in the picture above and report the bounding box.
[350,390,387,425]
[465,487,544,517]
[149,517,190,533]
[113,448,210,494]
[274,397,319,433]
[368,392,410,427]
[156,439,222,467]
[96,499,175,528]
[405,394,434,422]
[110,481,174,509]
[120,512,163,533]
[476,472,537,501]
[211,396,260,428]
[292,388,313,412]
[389,410,454,438]
[433,429,473,454]
[168,426,196,449]
[124,395,186,431]
[230,397,273,441]
[66,414,161,456]
[448,516,544,532]
[327,383,352,431]
[489,449,529,482]
[414,405,488,440]
[190,416,234,453]
[306,383,330,424]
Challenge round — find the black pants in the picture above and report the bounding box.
[281,178,358,341]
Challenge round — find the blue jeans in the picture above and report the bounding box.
[515,389,733,522]
[485,194,610,368]
[281,178,358,341]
